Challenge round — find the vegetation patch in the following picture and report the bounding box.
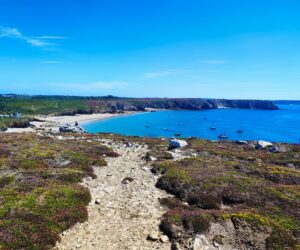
[155,138,300,249]
[0,133,118,249]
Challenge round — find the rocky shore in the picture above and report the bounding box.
[86,98,278,113]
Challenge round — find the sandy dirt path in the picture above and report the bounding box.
[54,141,171,250]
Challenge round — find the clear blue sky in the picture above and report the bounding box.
[0,0,299,99]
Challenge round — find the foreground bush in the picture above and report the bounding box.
[0,133,118,249]
[156,139,300,249]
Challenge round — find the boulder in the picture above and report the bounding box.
[255,140,273,149]
[193,234,211,250]
[269,146,279,153]
[59,124,84,133]
[147,231,159,241]
[169,139,188,149]
[160,235,169,243]
[121,177,134,185]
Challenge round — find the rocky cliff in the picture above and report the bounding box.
[86,98,278,113]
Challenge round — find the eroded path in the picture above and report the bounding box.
[54,141,171,250]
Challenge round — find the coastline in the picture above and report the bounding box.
[4,111,139,134]
[37,111,138,125]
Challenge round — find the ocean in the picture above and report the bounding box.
[82,103,300,144]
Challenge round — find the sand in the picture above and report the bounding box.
[4,112,137,134]
[37,112,136,126]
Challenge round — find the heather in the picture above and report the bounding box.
[0,133,118,249]
[155,138,300,249]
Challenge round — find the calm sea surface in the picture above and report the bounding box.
[82,104,300,143]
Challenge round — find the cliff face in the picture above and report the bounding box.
[86,98,278,113]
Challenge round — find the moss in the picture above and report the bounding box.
[57,169,86,183]
[221,212,272,227]
[165,167,192,183]
[93,158,107,167]
[20,159,38,170]
[267,165,300,177]
[0,176,15,188]
[0,158,7,167]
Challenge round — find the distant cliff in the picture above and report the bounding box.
[0,95,278,116]
[86,98,278,113]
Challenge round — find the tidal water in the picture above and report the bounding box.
[82,104,300,143]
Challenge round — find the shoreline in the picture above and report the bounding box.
[37,111,139,125]
[4,111,140,134]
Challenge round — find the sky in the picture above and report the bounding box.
[0,0,299,99]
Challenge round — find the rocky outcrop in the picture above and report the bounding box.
[59,124,85,133]
[169,139,188,149]
[86,98,278,113]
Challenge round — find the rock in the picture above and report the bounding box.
[149,156,157,161]
[160,235,169,243]
[169,139,188,149]
[144,153,158,162]
[147,231,159,241]
[95,199,101,205]
[255,140,273,149]
[121,177,134,184]
[278,145,287,153]
[59,124,85,133]
[171,243,183,250]
[269,146,279,153]
[142,166,149,171]
[193,234,210,250]
[59,160,71,167]
[236,140,248,145]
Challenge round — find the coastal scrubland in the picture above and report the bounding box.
[0,131,299,249]
[152,138,300,249]
[0,133,118,249]
[0,96,278,117]
[0,118,33,132]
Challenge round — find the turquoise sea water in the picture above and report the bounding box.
[82,104,300,143]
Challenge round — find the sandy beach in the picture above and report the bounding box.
[37,112,137,125]
[5,112,138,133]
